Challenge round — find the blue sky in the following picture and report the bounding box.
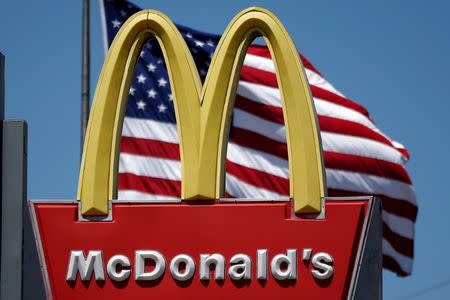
[1,0,450,298]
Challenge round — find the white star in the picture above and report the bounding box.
[195,40,205,47]
[147,63,156,72]
[158,103,167,113]
[157,59,163,64]
[140,50,145,57]
[136,100,146,110]
[168,94,174,101]
[200,69,206,76]
[206,40,215,47]
[137,74,147,84]
[186,33,193,39]
[111,19,122,29]
[129,86,136,95]
[158,77,168,87]
[147,88,157,99]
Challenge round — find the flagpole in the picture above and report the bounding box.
[81,0,90,157]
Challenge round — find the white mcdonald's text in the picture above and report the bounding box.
[66,249,334,283]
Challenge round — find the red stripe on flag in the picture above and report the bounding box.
[121,136,180,160]
[119,173,181,197]
[328,189,418,221]
[324,152,412,185]
[226,160,288,195]
[383,222,414,257]
[234,94,284,124]
[397,147,410,161]
[246,45,323,76]
[383,255,409,277]
[229,127,286,159]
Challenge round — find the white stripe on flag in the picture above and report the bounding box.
[383,211,415,239]
[227,142,289,179]
[119,153,181,181]
[122,117,179,143]
[243,53,345,97]
[326,169,416,205]
[226,173,285,199]
[383,238,412,274]
[118,190,179,201]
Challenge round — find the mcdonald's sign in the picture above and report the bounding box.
[29,7,382,299]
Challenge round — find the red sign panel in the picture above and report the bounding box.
[30,198,374,299]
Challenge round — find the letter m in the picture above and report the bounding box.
[66,250,105,281]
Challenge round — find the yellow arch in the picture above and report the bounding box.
[77,10,204,215]
[78,7,326,216]
[200,7,326,212]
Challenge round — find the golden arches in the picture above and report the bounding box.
[77,7,326,216]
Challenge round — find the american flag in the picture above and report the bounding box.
[101,0,417,276]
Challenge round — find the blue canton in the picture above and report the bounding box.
[104,0,221,125]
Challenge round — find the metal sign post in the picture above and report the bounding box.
[0,52,4,297]
[0,53,45,300]
[0,53,4,119]
[1,121,27,300]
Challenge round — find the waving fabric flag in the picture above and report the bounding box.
[100,0,417,276]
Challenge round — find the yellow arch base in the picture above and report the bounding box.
[78,7,326,216]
